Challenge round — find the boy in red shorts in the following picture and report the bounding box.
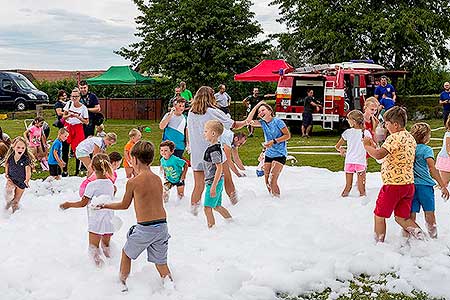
[363,107,424,242]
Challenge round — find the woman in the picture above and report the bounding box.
[247,101,291,197]
[187,86,246,215]
[63,87,89,176]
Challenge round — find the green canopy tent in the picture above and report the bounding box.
[86,65,154,85]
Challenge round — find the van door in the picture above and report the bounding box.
[0,76,16,105]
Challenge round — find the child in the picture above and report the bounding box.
[76,132,117,176]
[160,140,187,202]
[96,124,106,138]
[256,149,265,177]
[24,116,49,171]
[410,123,449,238]
[60,153,116,266]
[364,106,424,242]
[124,128,142,178]
[4,137,34,213]
[79,152,122,197]
[47,128,69,180]
[98,141,172,292]
[202,120,232,228]
[363,97,380,144]
[435,117,450,187]
[335,110,372,197]
[379,93,395,116]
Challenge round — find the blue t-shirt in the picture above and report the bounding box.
[440,91,450,111]
[375,84,395,100]
[48,138,63,165]
[260,118,287,158]
[380,97,395,110]
[414,144,436,186]
[160,154,186,184]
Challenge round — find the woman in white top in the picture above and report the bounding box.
[76,133,117,176]
[187,86,247,215]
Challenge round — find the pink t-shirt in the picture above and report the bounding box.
[28,125,42,147]
[79,171,117,197]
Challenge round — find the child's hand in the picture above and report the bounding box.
[441,186,449,201]
[210,186,217,198]
[24,180,30,188]
[59,202,70,210]
[59,162,66,168]
[96,203,106,209]
[339,148,346,157]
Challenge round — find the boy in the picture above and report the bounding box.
[409,123,449,238]
[363,106,424,242]
[160,140,187,202]
[203,120,232,228]
[47,128,69,180]
[100,141,172,292]
[123,128,142,178]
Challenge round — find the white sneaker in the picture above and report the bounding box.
[190,203,200,216]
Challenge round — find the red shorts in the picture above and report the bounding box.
[65,123,85,152]
[374,184,414,218]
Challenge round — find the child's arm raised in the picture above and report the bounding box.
[363,137,388,160]
[427,157,450,200]
[335,137,346,157]
[60,196,90,209]
[101,180,134,210]
[209,162,223,198]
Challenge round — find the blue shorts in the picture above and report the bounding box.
[204,178,224,208]
[411,185,435,213]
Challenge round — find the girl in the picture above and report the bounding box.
[363,97,380,144]
[4,137,34,213]
[60,153,116,266]
[247,101,291,197]
[75,132,117,176]
[436,117,450,187]
[335,110,372,197]
[24,116,49,170]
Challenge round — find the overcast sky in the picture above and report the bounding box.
[0,0,285,70]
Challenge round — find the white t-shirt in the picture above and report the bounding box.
[220,129,234,148]
[63,101,89,125]
[187,108,234,171]
[84,178,115,235]
[214,92,231,108]
[76,136,105,154]
[342,128,372,166]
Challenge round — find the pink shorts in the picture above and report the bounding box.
[436,156,450,172]
[344,163,366,173]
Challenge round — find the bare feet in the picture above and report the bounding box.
[341,189,350,197]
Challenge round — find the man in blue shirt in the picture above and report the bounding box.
[374,76,396,102]
[439,82,450,126]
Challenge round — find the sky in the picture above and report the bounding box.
[0,0,285,70]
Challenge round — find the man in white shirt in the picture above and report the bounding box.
[214,84,231,115]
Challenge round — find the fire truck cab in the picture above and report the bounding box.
[275,62,385,130]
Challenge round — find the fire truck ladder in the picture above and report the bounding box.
[322,81,335,130]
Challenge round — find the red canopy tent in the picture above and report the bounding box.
[234,59,292,82]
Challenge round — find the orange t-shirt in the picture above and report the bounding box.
[123,140,135,168]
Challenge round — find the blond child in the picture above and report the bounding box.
[335,110,372,197]
[99,141,172,292]
[202,120,232,228]
[435,117,450,187]
[124,128,142,178]
[364,107,424,242]
[96,124,106,138]
[47,128,69,180]
[76,132,117,176]
[60,153,116,266]
[410,123,449,238]
[160,140,187,202]
[363,97,380,144]
[4,137,34,213]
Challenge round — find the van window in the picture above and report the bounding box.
[10,73,37,91]
[2,79,13,91]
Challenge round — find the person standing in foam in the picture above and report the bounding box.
[60,153,116,266]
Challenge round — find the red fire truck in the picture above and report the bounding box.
[275,61,386,130]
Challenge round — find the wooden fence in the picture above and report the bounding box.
[99,98,162,121]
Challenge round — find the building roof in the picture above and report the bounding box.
[2,69,105,82]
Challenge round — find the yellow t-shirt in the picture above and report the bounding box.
[381,130,416,185]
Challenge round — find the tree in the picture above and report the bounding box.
[117,0,269,89]
[270,0,450,71]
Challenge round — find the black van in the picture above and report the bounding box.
[0,71,49,111]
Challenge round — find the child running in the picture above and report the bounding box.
[4,137,34,213]
[24,116,49,170]
[98,141,172,292]
[124,128,141,178]
[60,153,116,266]
[47,128,69,180]
[410,123,449,238]
[202,120,232,228]
[364,107,424,242]
[335,110,372,197]
[435,117,450,187]
[160,140,187,202]
[76,133,117,176]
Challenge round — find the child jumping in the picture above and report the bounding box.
[4,137,34,213]
[435,117,450,187]
[202,120,232,228]
[335,110,372,197]
[60,153,116,266]
[76,133,117,176]
[364,106,424,242]
[98,141,172,292]
[47,128,69,180]
[410,123,449,238]
[124,128,141,178]
[160,140,187,202]
[24,116,49,171]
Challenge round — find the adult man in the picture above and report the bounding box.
[302,89,320,138]
[242,87,261,137]
[179,81,193,103]
[168,87,181,108]
[214,84,231,114]
[374,75,396,102]
[79,80,101,137]
[439,82,450,126]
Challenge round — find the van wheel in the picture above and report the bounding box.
[15,100,26,111]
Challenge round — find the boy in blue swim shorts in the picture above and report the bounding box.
[202,120,232,228]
